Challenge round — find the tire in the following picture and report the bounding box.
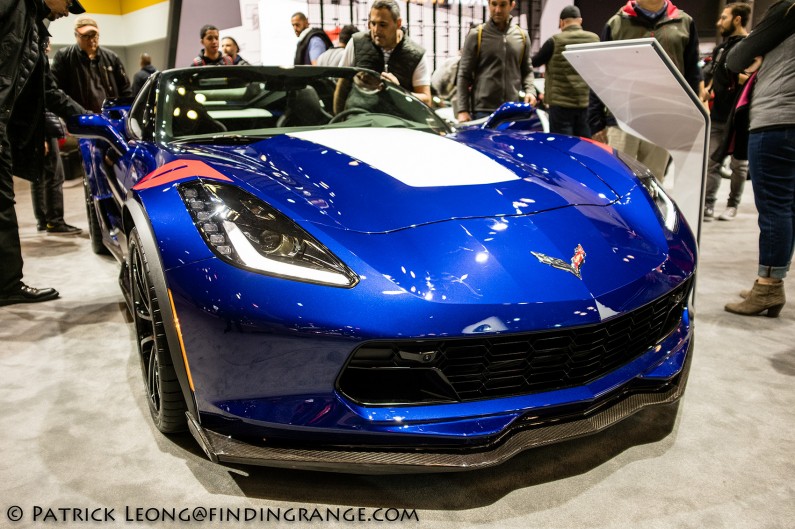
[83,177,110,255]
[129,227,187,433]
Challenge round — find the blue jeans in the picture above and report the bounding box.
[748,127,795,279]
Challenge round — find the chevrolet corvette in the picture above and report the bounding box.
[68,66,696,473]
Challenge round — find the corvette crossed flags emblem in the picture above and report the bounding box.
[531,244,586,279]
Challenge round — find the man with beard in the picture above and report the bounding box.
[456,0,537,122]
[703,2,752,222]
[291,12,332,65]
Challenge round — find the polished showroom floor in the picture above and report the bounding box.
[1,175,793,529]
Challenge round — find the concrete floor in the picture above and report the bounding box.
[1,176,793,529]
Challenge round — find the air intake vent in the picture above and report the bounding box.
[338,278,692,405]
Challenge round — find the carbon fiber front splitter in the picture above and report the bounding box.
[187,345,692,474]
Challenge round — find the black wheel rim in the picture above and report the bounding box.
[131,240,161,414]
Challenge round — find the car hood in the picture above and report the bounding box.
[193,128,620,233]
[316,201,694,316]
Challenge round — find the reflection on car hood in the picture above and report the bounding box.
[193,127,620,233]
[324,202,692,314]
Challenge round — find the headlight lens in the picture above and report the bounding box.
[615,151,678,231]
[179,181,358,287]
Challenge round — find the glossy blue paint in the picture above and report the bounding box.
[191,352,690,444]
[68,67,699,466]
[161,208,692,337]
[206,131,621,233]
[183,309,690,439]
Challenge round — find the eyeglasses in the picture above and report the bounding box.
[76,32,99,41]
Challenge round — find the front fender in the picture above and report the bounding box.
[125,198,199,423]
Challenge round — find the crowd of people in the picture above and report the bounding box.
[0,0,793,318]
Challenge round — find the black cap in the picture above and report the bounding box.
[69,0,86,14]
[560,5,581,19]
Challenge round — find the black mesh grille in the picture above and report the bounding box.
[338,278,692,405]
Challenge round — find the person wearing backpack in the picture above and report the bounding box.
[456,0,537,122]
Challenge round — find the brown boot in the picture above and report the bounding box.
[725,280,785,317]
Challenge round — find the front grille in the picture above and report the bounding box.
[338,278,691,405]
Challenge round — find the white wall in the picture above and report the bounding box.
[47,2,170,47]
[46,3,170,78]
[43,0,573,74]
[259,0,307,65]
[539,0,570,50]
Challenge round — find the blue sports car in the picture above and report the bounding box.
[69,66,696,473]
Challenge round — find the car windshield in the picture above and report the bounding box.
[158,66,450,143]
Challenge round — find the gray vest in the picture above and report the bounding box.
[545,25,599,108]
[351,32,425,91]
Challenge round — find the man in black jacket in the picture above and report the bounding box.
[703,2,751,222]
[0,0,87,306]
[131,53,157,95]
[51,16,132,113]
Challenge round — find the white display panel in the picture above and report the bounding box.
[563,38,709,243]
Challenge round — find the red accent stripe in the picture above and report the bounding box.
[579,136,615,155]
[133,160,232,190]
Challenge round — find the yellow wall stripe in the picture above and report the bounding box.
[120,0,167,14]
[79,0,120,15]
[79,0,166,15]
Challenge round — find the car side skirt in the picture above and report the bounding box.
[185,342,692,474]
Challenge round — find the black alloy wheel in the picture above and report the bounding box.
[129,227,187,433]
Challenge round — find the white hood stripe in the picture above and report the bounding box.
[288,128,520,188]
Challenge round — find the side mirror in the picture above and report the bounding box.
[65,114,129,155]
[482,102,543,132]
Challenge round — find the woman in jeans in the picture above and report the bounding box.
[724,0,795,317]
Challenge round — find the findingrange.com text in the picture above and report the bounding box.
[5,505,419,524]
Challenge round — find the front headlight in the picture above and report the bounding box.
[615,151,678,232]
[178,181,358,287]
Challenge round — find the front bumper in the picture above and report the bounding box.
[187,339,692,474]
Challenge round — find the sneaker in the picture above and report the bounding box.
[703,206,715,222]
[718,207,738,221]
[46,222,82,235]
